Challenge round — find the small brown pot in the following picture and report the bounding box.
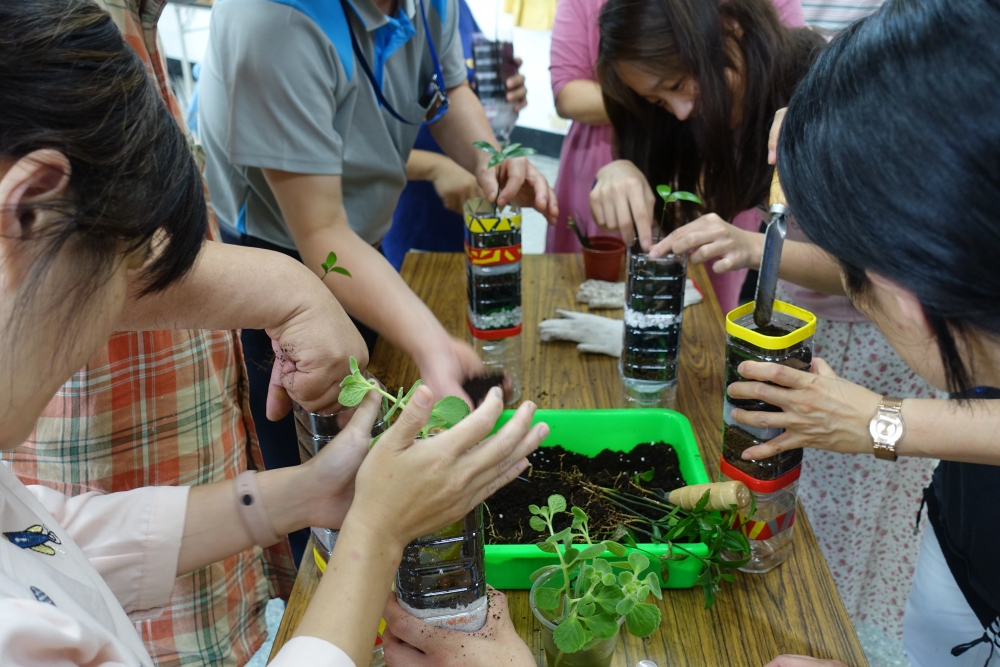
[582,236,626,282]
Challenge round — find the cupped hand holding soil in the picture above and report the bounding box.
[349,385,550,553]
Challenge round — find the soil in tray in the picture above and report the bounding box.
[484,442,686,544]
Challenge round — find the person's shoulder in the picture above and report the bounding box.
[213,0,338,47]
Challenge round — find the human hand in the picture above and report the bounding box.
[768,108,787,165]
[763,655,849,667]
[416,335,488,407]
[727,358,881,459]
[478,155,559,224]
[650,213,763,272]
[349,385,548,551]
[265,287,369,420]
[431,157,485,214]
[382,588,535,667]
[506,57,527,113]
[589,160,656,250]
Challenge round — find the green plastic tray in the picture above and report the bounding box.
[484,408,710,590]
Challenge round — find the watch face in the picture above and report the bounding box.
[870,415,903,442]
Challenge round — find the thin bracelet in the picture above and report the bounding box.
[234,470,282,547]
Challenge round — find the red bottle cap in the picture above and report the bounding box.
[719,456,801,494]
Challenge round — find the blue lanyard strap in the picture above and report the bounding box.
[340,0,449,126]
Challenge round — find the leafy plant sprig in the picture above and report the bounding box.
[601,486,750,609]
[567,214,591,250]
[337,357,470,441]
[529,495,663,656]
[473,141,537,169]
[656,184,703,232]
[320,251,352,280]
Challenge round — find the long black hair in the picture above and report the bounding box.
[0,0,207,317]
[779,0,1000,393]
[597,0,825,227]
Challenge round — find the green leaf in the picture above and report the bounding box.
[702,583,717,609]
[529,516,547,532]
[536,541,558,553]
[581,613,619,639]
[645,572,663,599]
[592,558,612,576]
[615,596,635,616]
[602,573,616,586]
[638,468,655,482]
[563,547,580,564]
[578,601,596,616]
[671,190,704,205]
[338,376,372,407]
[594,586,624,614]
[503,142,522,154]
[625,603,661,637]
[603,541,627,557]
[694,490,711,513]
[349,356,359,375]
[571,507,587,523]
[330,266,353,277]
[487,154,503,169]
[473,141,498,155]
[548,495,567,514]
[553,617,588,654]
[321,251,338,271]
[534,585,562,612]
[431,395,471,427]
[576,543,608,561]
[628,552,650,574]
[528,504,543,516]
[655,184,673,202]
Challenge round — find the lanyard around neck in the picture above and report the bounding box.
[339,0,449,125]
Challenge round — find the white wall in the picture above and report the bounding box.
[157,0,564,134]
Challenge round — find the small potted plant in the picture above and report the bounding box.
[620,185,703,407]
[338,359,491,630]
[528,494,663,667]
[569,214,626,282]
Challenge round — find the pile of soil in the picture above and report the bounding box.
[484,442,685,544]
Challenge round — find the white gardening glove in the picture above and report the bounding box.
[575,279,704,309]
[538,309,623,357]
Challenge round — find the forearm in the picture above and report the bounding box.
[898,399,1000,465]
[177,465,317,575]
[554,80,610,125]
[429,82,495,174]
[292,516,402,666]
[407,149,452,181]
[119,240,331,332]
[745,236,846,295]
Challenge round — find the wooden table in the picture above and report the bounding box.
[270,253,868,667]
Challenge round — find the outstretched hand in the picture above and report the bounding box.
[727,358,881,460]
[382,588,535,667]
[477,156,558,224]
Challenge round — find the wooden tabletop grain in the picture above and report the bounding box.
[270,253,868,667]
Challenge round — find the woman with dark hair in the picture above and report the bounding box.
[590,0,815,311]
[0,2,546,665]
[725,0,1000,663]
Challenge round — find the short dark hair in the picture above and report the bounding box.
[779,0,1000,393]
[597,0,825,226]
[0,0,206,316]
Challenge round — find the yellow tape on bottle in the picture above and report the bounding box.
[725,300,817,350]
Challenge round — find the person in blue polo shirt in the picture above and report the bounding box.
[198,0,556,562]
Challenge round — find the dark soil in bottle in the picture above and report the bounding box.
[721,424,803,480]
[485,442,685,544]
[621,325,680,381]
[465,227,520,249]
[725,322,812,411]
[467,268,521,316]
[462,372,508,406]
[398,508,486,610]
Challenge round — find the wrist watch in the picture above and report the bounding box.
[870,397,905,461]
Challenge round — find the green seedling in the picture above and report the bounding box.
[338,357,470,442]
[320,251,352,280]
[529,495,662,656]
[473,141,538,169]
[567,214,591,250]
[655,184,703,232]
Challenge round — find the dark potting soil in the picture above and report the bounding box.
[467,269,521,316]
[721,424,803,480]
[484,442,686,544]
[621,325,680,382]
[466,227,520,249]
[462,372,507,406]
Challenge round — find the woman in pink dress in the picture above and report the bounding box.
[588,0,810,312]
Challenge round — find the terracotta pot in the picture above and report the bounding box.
[581,236,626,282]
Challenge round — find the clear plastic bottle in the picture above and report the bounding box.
[620,243,687,409]
[720,300,816,571]
[464,198,523,405]
[471,32,518,143]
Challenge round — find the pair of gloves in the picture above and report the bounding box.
[538,279,703,357]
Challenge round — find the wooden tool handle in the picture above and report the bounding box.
[769,169,788,209]
[668,481,752,512]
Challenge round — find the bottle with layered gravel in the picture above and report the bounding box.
[619,240,687,409]
[464,197,522,404]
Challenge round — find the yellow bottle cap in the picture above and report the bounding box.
[725,300,817,350]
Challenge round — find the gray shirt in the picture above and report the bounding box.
[199,0,467,248]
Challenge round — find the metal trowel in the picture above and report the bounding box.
[752,170,789,329]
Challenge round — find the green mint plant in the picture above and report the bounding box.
[655,184,703,233]
[601,487,750,609]
[320,251,352,280]
[529,495,662,655]
[473,141,537,169]
[337,357,470,441]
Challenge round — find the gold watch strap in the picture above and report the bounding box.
[872,397,904,461]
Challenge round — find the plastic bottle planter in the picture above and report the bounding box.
[720,300,816,572]
[464,198,523,404]
[292,385,387,561]
[397,504,488,632]
[530,569,623,667]
[620,246,687,409]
